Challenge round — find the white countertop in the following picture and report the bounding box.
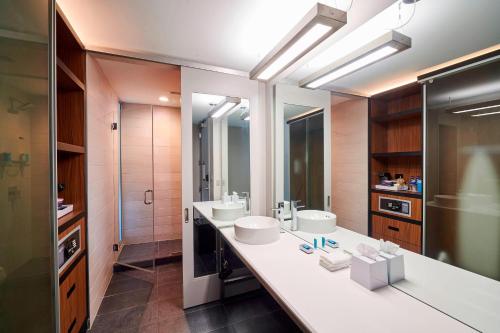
[286,226,500,333]
[220,226,473,333]
[193,200,248,229]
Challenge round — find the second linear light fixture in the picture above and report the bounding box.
[250,3,347,81]
[210,97,241,119]
[300,30,412,89]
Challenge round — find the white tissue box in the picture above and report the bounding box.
[350,255,388,290]
[379,252,405,283]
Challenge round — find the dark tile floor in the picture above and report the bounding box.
[118,240,183,265]
[90,261,301,333]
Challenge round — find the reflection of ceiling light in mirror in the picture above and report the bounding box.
[244,116,250,121]
[159,96,169,102]
[211,97,241,119]
[471,110,500,117]
[301,31,410,89]
[250,3,346,81]
[453,104,500,114]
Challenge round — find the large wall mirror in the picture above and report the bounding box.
[274,84,331,225]
[191,93,250,278]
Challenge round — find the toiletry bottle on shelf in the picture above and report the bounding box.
[231,191,239,202]
[222,192,230,204]
[416,177,422,193]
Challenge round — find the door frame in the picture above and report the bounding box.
[181,67,262,308]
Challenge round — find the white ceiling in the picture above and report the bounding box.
[58,0,500,97]
[92,54,181,106]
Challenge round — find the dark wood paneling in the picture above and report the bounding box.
[58,152,85,216]
[371,192,422,222]
[59,255,87,333]
[57,90,84,146]
[56,11,85,83]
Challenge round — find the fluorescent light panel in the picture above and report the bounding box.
[453,103,500,114]
[471,110,500,117]
[250,3,346,81]
[300,30,411,89]
[211,97,241,119]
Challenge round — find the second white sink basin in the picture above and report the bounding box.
[297,210,336,234]
[234,216,280,245]
[212,202,245,221]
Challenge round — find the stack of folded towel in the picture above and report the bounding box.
[319,251,352,272]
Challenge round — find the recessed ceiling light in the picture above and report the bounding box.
[250,3,346,82]
[159,96,169,102]
[300,30,411,89]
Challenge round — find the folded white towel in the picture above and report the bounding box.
[319,251,352,272]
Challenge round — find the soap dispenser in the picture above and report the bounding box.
[231,191,239,203]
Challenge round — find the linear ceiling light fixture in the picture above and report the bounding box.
[250,3,346,81]
[452,103,500,114]
[210,97,241,119]
[300,30,411,89]
[471,109,500,117]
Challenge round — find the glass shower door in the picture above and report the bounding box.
[0,0,57,331]
[118,103,156,271]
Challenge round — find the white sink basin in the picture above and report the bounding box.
[212,202,246,221]
[297,210,336,234]
[234,216,280,245]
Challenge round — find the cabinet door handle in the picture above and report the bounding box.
[184,208,189,223]
[388,226,400,232]
[67,283,76,299]
[68,318,76,333]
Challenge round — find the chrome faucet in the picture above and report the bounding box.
[240,192,250,212]
[291,200,305,231]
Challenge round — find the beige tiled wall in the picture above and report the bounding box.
[332,98,369,235]
[153,106,181,241]
[121,104,181,243]
[86,55,119,325]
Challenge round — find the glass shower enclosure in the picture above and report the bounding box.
[0,0,58,331]
[285,108,324,209]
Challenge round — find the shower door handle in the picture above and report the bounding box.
[184,208,189,223]
[144,190,153,205]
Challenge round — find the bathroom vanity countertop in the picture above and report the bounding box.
[220,227,473,333]
[193,201,246,229]
[290,226,500,333]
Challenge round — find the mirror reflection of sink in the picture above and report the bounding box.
[212,202,245,221]
[234,216,280,245]
[297,210,336,234]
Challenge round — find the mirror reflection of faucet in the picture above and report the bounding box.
[291,200,305,231]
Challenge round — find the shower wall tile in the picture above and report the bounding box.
[153,106,181,241]
[86,55,119,325]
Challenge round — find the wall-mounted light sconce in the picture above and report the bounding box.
[300,30,411,89]
[210,97,241,119]
[250,3,346,82]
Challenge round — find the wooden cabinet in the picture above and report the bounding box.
[371,214,421,253]
[368,83,423,253]
[60,256,87,333]
[56,5,88,331]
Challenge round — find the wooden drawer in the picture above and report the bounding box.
[60,255,87,333]
[371,192,422,222]
[372,214,421,253]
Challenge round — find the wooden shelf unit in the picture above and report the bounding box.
[368,82,423,254]
[56,6,88,333]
